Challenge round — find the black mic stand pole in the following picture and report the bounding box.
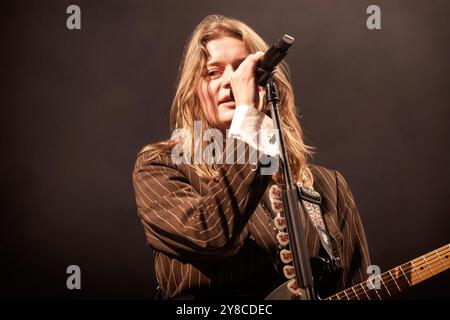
[265,77,316,300]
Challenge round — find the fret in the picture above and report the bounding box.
[351,286,360,300]
[334,292,341,300]
[393,266,415,291]
[399,265,412,286]
[343,289,350,300]
[422,256,433,274]
[434,250,446,269]
[364,282,380,300]
[445,246,450,267]
[388,270,402,292]
[379,274,391,297]
[359,283,371,300]
[410,253,445,285]
[372,286,382,300]
[436,246,449,269]
[411,261,423,280]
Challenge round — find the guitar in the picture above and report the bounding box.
[266,243,449,300]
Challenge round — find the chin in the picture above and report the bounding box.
[216,120,232,134]
[218,109,235,123]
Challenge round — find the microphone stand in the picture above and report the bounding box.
[265,77,316,300]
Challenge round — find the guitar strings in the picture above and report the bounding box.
[327,245,450,300]
[328,247,448,300]
[337,245,449,300]
[338,245,450,300]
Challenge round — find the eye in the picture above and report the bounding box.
[207,70,221,79]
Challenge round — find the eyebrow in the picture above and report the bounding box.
[206,57,246,67]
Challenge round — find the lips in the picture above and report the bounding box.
[219,95,234,105]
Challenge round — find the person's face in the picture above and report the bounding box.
[198,36,249,132]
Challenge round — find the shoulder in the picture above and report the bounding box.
[132,141,200,186]
[310,164,336,188]
[133,141,182,177]
[309,164,354,208]
[134,142,174,168]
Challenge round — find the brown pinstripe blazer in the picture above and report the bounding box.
[132,144,371,299]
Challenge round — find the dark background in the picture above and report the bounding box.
[1,0,449,299]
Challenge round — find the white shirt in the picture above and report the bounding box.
[228,104,279,157]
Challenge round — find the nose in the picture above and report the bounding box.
[222,66,233,89]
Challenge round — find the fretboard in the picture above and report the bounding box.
[326,243,450,300]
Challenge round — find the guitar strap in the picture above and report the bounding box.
[266,183,340,294]
[296,184,340,266]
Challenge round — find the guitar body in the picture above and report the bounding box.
[265,283,308,300]
[265,256,334,300]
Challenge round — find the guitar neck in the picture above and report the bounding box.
[326,243,450,300]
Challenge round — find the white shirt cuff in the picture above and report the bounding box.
[227,105,279,157]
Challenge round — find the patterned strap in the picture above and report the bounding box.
[297,184,339,265]
[267,183,340,296]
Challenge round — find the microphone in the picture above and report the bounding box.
[255,34,295,86]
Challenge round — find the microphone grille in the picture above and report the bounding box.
[275,34,295,52]
[282,34,295,44]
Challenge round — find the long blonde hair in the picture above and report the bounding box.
[140,15,313,186]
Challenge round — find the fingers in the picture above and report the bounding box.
[230,51,265,107]
[233,51,264,79]
[246,51,264,68]
[257,87,266,112]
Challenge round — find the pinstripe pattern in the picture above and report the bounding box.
[132,145,371,299]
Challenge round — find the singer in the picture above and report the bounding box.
[132,15,371,300]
